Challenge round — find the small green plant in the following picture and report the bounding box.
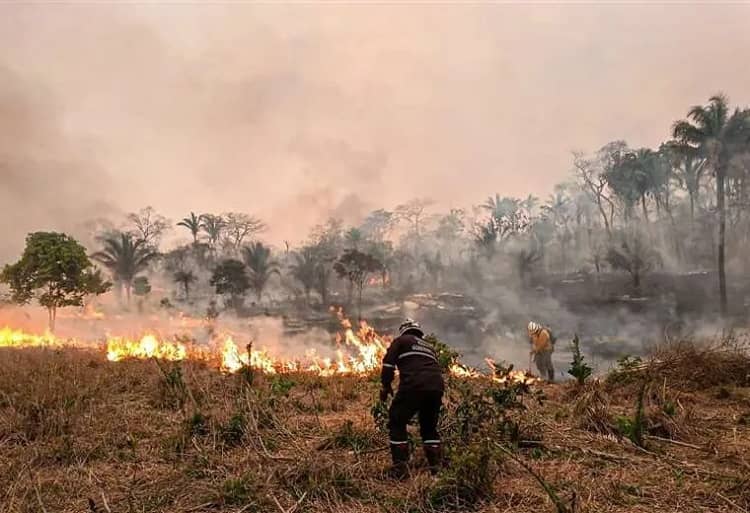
[616,380,647,447]
[568,334,592,385]
[428,440,497,510]
[153,360,194,408]
[370,399,389,434]
[662,399,677,417]
[320,420,378,452]
[220,413,246,446]
[187,412,209,437]
[219,475,263,506]
[425,333,461,371]
[270,375,296,396]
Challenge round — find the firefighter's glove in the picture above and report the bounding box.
[379,386,392,403]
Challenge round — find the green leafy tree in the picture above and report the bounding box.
[333,249,382,320]
[210,259,250,312]
[91,231,158,304]
[177,212,202,244]
[242,242,280,302]
[1,232,111,330]
[672,94,750,317]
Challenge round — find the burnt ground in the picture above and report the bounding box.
[1,343,749,513]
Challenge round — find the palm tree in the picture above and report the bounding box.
[482,194,524,233]
[173,270,196,300]
[91,232,158,304]
[200,214,225,248]
[177,212,202,244]
[673,94,750,316]
[667,140,707,224]
[542,190,573,273]
[242,242,280,302]
[290,248,317,305]
[521,194,539,216]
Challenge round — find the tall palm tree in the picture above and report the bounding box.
[91,232,158,304]
[290,248,317,304]
[673,94,750,316]
[200,214,225,248]
[177,212,202,244]
[482,194,524,233]
[242,242,280,302]
[521,194,539,216]
[667,140,706,224]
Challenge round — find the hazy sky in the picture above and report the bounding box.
[1,3,749,260]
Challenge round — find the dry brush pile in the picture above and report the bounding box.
[0,338,749,513]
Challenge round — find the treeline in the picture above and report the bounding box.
[3,94,749,324]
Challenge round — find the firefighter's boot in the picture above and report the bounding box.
[423,443,442,475]
[388,443,410,480]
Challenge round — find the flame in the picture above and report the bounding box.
[0,327,60,348]
[0,314,538,385]
[106,334,189,362]
[449,358,538,385]
[219,312,390,376]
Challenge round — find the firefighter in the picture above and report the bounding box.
[527,321,555,382]
[380,318,445,478]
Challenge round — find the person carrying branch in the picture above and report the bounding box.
[380,318,445,479]
[527,321,556,382]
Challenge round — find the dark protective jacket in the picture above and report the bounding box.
[381,333,445,393]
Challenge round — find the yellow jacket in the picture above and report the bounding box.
[530,328,553,354]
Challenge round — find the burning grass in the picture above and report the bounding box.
[1,340,749,513]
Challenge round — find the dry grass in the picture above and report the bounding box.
[1,343,749,513]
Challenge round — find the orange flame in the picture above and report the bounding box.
[0,327,60,348]
[0,314,538,384]
[106,334,189,362]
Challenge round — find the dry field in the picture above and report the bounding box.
[1,342,749,513]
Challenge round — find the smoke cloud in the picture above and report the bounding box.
[1,3,749,261]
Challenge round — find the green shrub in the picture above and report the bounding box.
[568,334,592,385]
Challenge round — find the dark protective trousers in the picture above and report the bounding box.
[534,350,555,382]
[387,390,443,447]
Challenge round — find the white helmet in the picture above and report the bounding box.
[527,321,542,335]
[398,318,424,337]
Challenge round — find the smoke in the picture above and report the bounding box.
[2,3,750,258]
[0,65,117,261]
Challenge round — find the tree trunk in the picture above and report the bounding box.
[689,189,696,226]
[357,284,364,322]
[125,284,132,305]
[48,306,57,332]
[346,281,354,306]
[717,166,728,318]
[641,195,649,222]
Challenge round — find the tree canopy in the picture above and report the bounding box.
[1,232,111,330]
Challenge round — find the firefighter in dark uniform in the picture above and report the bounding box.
[380,318,445,478]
